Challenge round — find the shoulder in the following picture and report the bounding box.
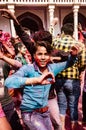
[21,63,33,69]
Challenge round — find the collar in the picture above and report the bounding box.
[33,62,39,71]
[33,62,50,74]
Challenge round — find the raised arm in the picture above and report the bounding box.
[1,40,15,56]
[52,44,83,76]
[0,9,35,56]
[0,51,22,68]
[0,8,20,25]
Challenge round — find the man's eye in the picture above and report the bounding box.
[45,53,48,56]
[38,53,42,55]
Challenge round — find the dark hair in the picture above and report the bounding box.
[32,30,52,44]
[61,23,74,36]
[33,41,53,54]
[14,42,24,54]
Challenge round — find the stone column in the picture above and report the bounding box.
[7,5,16,37]
[48,5,55,36]
[73,5,79,40]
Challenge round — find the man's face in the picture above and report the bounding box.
[19,45,27,55]
[34,46,50,68]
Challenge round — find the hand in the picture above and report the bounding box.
[50,56,61,63]
[70,44,82,56]
[0,9,19,25]
[0,9,13,19]
[51,17,58,27]
[1,40,15,56]
[39,72,55,85]
[79,71,85,84]
[78,23,82,31]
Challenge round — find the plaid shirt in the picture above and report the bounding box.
[52,35,86,79]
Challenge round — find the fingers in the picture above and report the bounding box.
[41,72,55,84]
[0,9,11,19]
[48,72,55,82]
[50,56,61,63]
[0,9,9,13]
[51,17,58,27]
[43,72,55,80]
[0,8,12,15]
[1,14,10,19]
[70,43,83,55]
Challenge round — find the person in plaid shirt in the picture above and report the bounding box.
[52,23,86,130]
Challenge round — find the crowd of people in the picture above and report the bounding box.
[0,8,86,130]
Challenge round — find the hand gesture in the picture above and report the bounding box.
[70,43,83,56]
[38,72,55,85]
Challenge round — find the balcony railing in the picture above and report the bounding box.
[0,0,86,6]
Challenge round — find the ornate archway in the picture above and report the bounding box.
[17,12,44,33]
[63,12,86,29]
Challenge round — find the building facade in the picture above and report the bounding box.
[0,0,86,40]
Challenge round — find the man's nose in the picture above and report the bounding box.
[41,55,45,59]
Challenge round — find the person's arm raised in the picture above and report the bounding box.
[0,8,20,25]
[0,51,22,68]
[0,8,35,56]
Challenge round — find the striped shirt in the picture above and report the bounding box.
[52,35,86,79]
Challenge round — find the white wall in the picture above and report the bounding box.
[0,16,11,34]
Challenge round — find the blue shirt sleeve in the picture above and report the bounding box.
[50,55,77,76]
[5,76,27,88]
[5,64,32,88]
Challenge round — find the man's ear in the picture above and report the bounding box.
[18,47,20,51]
[18,47,21,52]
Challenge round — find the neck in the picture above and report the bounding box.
[17,53,22,57]
[39,67,48,74]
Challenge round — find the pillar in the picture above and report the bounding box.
[7,5,16,37]
[73,5,79,41]
[48,5,55,36]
